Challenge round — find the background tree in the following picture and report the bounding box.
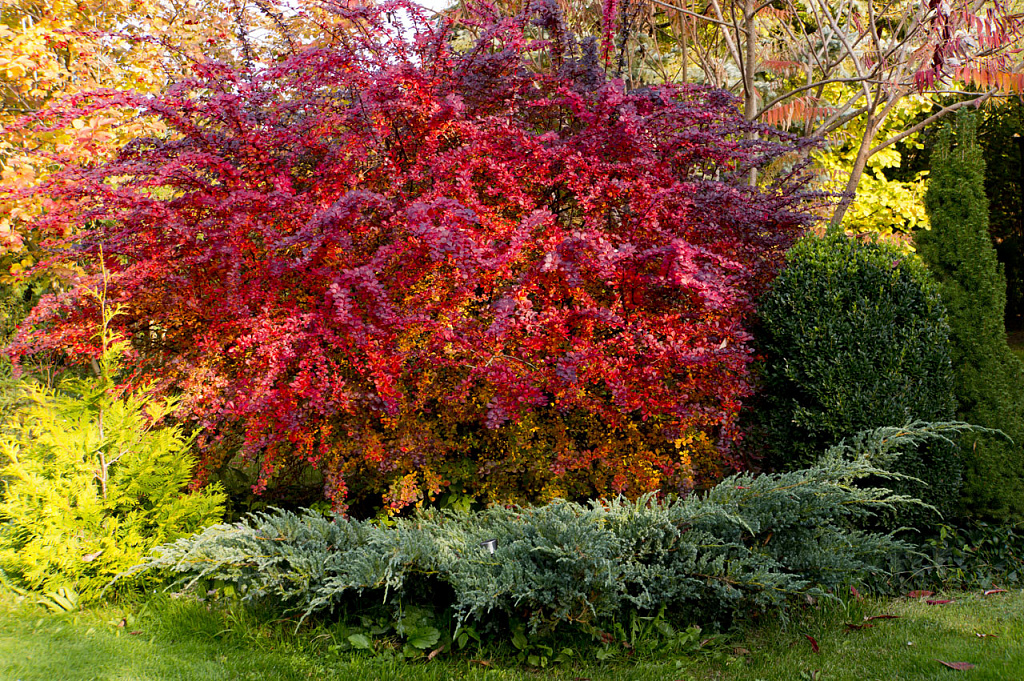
[0,0,310,357]
[916,110,1024,521]
[449,0,1024,230]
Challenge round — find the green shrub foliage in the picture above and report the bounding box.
[916,111,1024,521]
[126,423,980,631]
[0,298,225,603]
[747,232,959,523]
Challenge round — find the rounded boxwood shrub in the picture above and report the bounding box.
[746,233,959,525]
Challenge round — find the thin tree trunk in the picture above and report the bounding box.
[743,0,758,185]
[829,118,876,232]
[830,92,899,231]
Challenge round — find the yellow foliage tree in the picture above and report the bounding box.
[0,0,308,353]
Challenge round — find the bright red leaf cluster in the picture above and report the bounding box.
[6,0,817,510]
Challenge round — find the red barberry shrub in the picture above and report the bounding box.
[6,0,817,511]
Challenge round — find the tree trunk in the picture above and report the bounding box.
[743,0,758,186]
[829,97,888,231]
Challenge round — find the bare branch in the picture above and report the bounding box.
[649,0,743,30]
[868,88,1000,155]
[756,76,876,118]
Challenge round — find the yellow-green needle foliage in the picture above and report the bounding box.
[0,288,224,603]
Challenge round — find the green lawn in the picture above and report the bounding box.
[2,590,1022,680]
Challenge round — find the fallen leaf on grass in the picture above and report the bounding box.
[844,623,875,631]
[926,599,954,605]
[984,589,1008,595]
[908,590,934,598]
[805,635,820,653]
[470,660,492,667]
[426,645,445,661]
[733,647,751,655]
[937,661,976,671]
[128,630,143,635]
[864,615,901,621]
[975,632,998,638]
[850,586,863,600]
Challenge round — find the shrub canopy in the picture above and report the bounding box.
[747,232,959,524]
[5,1,816,509]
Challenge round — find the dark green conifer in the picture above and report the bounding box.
[916,110,1024,521]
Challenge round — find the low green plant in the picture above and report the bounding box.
[0,277,225,603]
[748,232,959,528]
[878,520,1024,593]
[124,422,985,636]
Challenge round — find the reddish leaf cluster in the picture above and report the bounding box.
[5,0,816,510]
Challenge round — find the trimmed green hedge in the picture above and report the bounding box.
[747,233,959,526]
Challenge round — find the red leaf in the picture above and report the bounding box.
[926,599,954,605]
[805,635,819,653]
[984,589,1008,595]
[908,590,933,598]
[850,586,863,600]
[937,661,976,671]
[864,615,901,621]
[845,623,875,630]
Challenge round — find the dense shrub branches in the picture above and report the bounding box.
[5,0,818,508]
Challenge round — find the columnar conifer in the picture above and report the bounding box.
[916,111,1024,521]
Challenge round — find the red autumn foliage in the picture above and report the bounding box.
[4,0,816,510]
